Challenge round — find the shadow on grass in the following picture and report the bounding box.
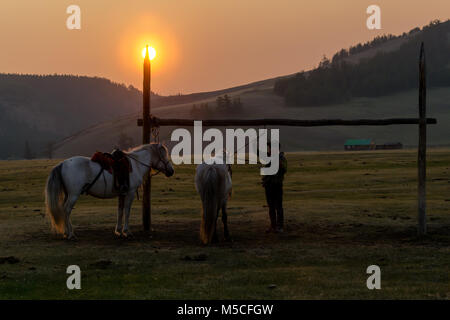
[23,216,450,251]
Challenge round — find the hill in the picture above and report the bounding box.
[274,20,450,106]
[2,20,450,158]
[53,20,450,157]
[0,74,152,159]
[0,73,290,159]
[52,86,450,157]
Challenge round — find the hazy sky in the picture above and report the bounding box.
[1,0,449,95]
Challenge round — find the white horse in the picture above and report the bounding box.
[195,153,232,244]
[45,143,174,240]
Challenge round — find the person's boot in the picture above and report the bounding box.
[276,208,284,233]
[266,207,277,233]
[265,226,277,233]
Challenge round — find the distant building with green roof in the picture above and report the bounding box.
[344,139,375,151]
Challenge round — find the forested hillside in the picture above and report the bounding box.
[274,20,450,106]
[0,74,281,159]
[0,75,150,159]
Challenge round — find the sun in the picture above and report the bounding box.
[142,46,156,60]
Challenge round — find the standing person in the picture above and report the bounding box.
[262,141,287,233]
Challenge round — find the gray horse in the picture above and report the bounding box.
[45,143,174,239]
[195,154,232,244]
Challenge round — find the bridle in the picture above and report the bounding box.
[125,145,171,177]
[153,146,171,176]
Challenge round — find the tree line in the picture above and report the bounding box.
[190,94,243,118]
[274,20,450,106]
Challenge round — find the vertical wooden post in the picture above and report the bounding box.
[418,42,427,236]
[142,46,151,231]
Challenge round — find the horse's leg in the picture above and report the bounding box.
[115,196,125,237]
[63,193,80,240]
[222,202,231,241]
[122,192,135,238]
[211,207,219,243]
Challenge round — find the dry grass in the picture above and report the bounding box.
[0,149,449,299]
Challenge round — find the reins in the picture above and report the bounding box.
[125,148,170,177]
[125,147,169,200]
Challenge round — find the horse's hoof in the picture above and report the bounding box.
[67,234,78,241]
[122,231,134,238]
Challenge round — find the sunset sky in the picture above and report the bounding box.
[1,0,449,95]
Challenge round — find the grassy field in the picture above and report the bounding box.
[0,149,449,299]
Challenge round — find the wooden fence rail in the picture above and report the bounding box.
[138,117,437,127]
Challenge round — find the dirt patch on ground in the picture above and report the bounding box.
[20,215,450,251]
[0,256,20,264]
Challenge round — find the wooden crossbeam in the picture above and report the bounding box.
[137,117,437,127]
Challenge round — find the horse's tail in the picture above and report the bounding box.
[45,163,67,235]
[199,167,220,245]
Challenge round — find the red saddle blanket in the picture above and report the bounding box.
[90,152,132,174]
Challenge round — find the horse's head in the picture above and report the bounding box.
[150,143,174,177]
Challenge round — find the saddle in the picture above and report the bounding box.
[90,149,132,195]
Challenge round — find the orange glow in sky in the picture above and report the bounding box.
[0,0,449,95]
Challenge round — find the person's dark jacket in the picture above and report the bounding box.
[262,152,287,187]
